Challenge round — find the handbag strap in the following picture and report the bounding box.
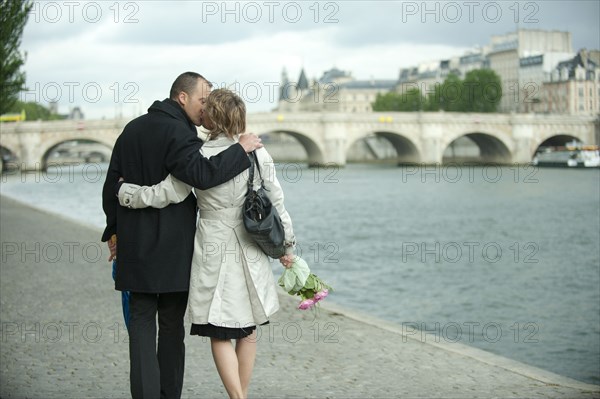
[247,151,265,191]
[247,152,255,192]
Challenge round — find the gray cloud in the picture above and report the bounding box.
[103,1,335,46]
[327,1,599,49]
[23,1,599,50]
[18,0,600,118]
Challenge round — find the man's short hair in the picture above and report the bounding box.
[169,72,212,99]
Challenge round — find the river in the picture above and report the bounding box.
[1,162,599,384]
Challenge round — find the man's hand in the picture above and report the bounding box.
[238,133,263,153]
[108,234,117,262]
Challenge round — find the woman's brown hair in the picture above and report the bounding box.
[205,88,246,140]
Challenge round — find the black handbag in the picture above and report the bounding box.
[243,151,286,258]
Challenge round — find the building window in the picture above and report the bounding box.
[578,88,584,97]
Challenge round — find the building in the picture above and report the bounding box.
[337,79,399,113]
[518,52,575,112]
[391,30,576,113]
[539,50,600,115]
[277,67,311,112]
[457,50,490,76]
[277,67,396,113]
[396,47,489,96]
[276,29,594,116]
[69,106,85,120]
[487,29,573,112]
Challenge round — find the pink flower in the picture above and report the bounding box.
[298,298,315,310]
[313,289,329,303]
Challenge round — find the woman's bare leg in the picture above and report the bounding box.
[210,338,244,399]
[235,330,257,398]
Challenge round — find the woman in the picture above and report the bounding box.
[117,88,295,398]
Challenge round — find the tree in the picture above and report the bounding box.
[423,70,502,113]
[8,100,64,121]
[372,92,400,111]
[1,0,33,115]
[399,88,424,111]
[372,89,424,112]
[425,73,464,112]
[461,69,502,112]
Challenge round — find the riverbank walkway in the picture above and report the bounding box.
[1,196,599,398]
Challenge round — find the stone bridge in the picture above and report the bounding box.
[1,112,598,171]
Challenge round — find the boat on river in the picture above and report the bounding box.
[532,142,600,168]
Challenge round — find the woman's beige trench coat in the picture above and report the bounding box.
[118,135,295,328]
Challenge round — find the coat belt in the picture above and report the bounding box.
[199,207,243,221]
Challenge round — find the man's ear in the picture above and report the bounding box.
[177,91,187,106]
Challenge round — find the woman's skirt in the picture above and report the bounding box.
[190,323,258,340]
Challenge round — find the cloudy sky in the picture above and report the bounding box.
[20,0,600,119]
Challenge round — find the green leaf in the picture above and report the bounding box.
[306,274,316,290]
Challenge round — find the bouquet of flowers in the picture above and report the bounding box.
[278,256,333,310]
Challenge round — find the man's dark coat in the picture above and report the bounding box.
[101,99,250,293]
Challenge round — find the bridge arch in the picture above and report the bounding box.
[375,132,421,163]
[1,144,20,161]
[42,133,115,154]
[41,138,112,170]
[346,131,421,163]
[0,145,20,174]
[442,131,512,164]
[2,114,597,170]
[257,129,324,165]
[532,133,588,157]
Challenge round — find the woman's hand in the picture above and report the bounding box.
[114,177,125,197]
[279,254,295,269]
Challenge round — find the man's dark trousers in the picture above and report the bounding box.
[129,291,188,399]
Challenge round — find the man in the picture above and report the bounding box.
[101,72,261,398]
